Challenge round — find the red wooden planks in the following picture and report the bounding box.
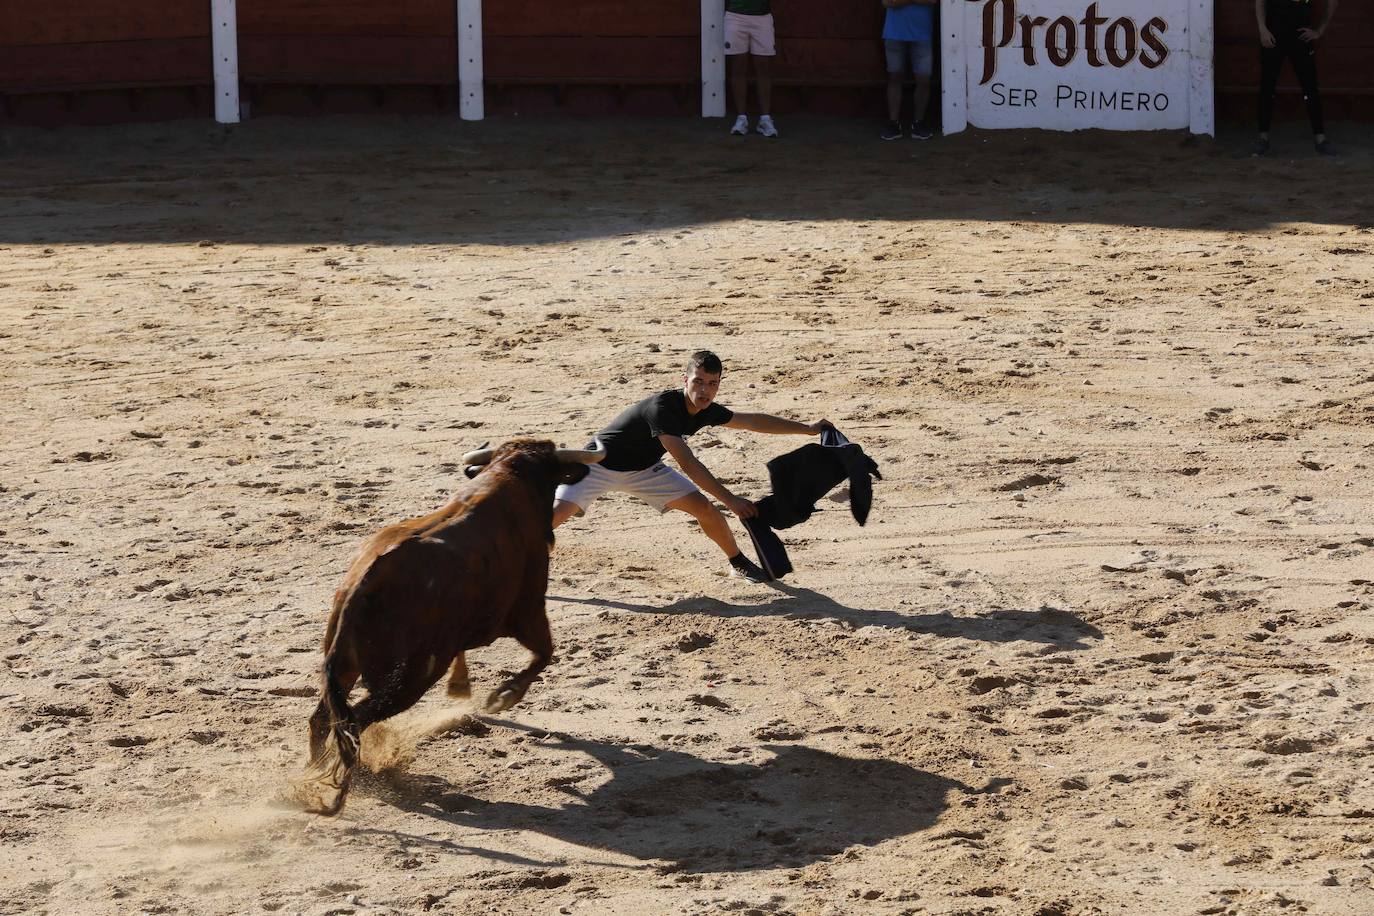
[0,0,208,46]
[3,86,210,126]
[773,38,885,81]
[236,0,454,37]
[238,36,457,83]
[0,39,211,91]
[485,0,699,37]
[235,0,456,86]
[781,0,887,40]
[485,36,698,79]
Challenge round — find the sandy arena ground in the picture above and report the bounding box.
[1,116,1372,916]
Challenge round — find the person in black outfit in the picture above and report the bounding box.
[1254,0,1339,156]
[551,350,831,583]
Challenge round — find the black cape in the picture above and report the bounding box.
[744,427,881,580]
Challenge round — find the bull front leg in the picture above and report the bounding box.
[485,607,553,713]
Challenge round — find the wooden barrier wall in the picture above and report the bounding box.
[0,0,210,124]
[236,0,457,116]
[1,1,1369,125]
[482,0,701,115]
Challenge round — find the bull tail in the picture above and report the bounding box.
[315,657,360,816]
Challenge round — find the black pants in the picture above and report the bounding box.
[1258,33,1324,134]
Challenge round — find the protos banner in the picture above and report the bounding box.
[941,0,1214,135]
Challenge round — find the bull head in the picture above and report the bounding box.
[461,438,605,481]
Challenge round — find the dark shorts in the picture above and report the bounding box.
[885,39,933,77]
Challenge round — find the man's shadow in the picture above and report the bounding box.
[355,724,1000,873]
[550,583,1102,650]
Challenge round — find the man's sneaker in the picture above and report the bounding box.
[910,121,935,140]
[1250,137,1271,157]
[730,115,749,136]
[1315,138,1336,155]
[729,554,769,584]
[880,120,903,141]
[756,115,778,138]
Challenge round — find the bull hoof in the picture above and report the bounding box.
[312,784,350,817]
[289,771,351,816]
[484,686,521,713]
[446,679,472,700]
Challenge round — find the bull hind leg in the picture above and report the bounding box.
[308,656,443,787]
[352,655,444,737]
[308,660,359,767]
[486,609,554,714]
[299,659,360,815]
[446,652,471,699]
[307,699,331,766]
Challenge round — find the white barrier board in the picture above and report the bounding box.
[458,0,484,121]
[211,0,240,124]
[943,0,1213,135]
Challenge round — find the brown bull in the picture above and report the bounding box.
[303,437,602,815]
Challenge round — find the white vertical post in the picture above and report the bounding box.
[701,0,725,117]
[1188,0,1215,136]
[939,0,966,135]
[211,0,240,123]
[458,0,484,120]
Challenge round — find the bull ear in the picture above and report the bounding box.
[559,463,591,486]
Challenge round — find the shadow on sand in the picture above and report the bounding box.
[1,116,1367,245]
[549,582,1103,650]
[351,724,1002,873]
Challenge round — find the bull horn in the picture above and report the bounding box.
[554,438,605,465]
[460,444,495,465]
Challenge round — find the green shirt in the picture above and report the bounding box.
[726,0,771,15]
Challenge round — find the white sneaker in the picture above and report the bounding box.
[730,115,749,136]
[756,115,778,138]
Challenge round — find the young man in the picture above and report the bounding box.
[552,351,831,583]
[725,0,779,138]
[1254,0,1339,156]
[881,0,938,141]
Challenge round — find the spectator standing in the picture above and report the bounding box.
[881,0,937,141]
[725,0,779,138]
[1254,0,1339,156]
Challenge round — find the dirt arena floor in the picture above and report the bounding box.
[1,115,1372,916]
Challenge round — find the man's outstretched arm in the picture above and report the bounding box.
[723,413,832,436]
[660,435,757,519]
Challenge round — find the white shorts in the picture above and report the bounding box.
[724,12,776,57]
[555,461,699,516]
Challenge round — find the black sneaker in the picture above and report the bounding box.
[729,554,770,584]
[1250,137,1270,157]
[1315,138,1336,156]
[880,120,903,141]
[910,121,934,140]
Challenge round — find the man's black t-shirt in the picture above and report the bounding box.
[1265,0,1314,31]
[593,390,734,472]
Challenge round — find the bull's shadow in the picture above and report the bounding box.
[356,724,987,873]
[549,584,1102,650]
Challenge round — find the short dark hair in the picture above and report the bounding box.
[686,350,723,375]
